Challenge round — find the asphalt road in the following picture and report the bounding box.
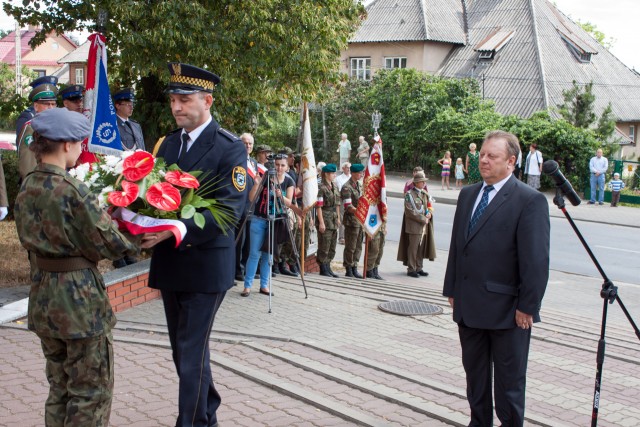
[385,197,640,286]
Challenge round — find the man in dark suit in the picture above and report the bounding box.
[113,88,145,151]
[235,132,258,281]
[141,62,247,427]
[443,130,550,427]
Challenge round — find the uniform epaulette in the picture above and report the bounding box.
[129,118,139,124]
[63,176,90,198]
[219,127,239,142]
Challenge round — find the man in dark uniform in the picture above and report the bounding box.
[16,76,58,135]
[59,84,85,113]
[341,163,365,278]
[235,132,258,282]
[141,62,246,427]
[113,88,145,151]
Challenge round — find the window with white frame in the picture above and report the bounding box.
[350,58,371,80]
[75,68,84,85]
[630,125,635,143]
[384,57,407,69]
[34,69,46,78]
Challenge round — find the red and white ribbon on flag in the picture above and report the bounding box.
[356,135,387,237]
[111,208,187,247]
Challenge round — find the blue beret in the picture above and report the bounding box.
[59,84,85,100]
[350,163,365,173]
[31,108,91,142]
[30,76,58,88]
[167,62,220,94]
[29,84,58,102]
[322,163,337,173]
[113,88,135,101]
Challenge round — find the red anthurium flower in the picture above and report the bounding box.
[146,182,182,211]
[164,170,200,189]
[107,180,139,207]
[122,151,155,181]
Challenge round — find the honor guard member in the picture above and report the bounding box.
[16,75,58,134]
[316,163,341,277]
[366,221,386,280]
[141,62,247,427]
[14,108,138,426]
[341,163,365,278]
[113,88,145,151]
[59,84,85,113]
[17,82,59,180]
[397,171,436,277]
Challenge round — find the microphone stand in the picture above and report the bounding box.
[552,188,640,426]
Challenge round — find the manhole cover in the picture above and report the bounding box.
[378,300,443,316]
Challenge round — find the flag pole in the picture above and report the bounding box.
[362,234,370,279]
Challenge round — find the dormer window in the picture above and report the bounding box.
[475,28,515,61]
[558,30,597,64]
[478,51,494,60]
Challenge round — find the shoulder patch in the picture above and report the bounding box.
[232,166,247,192]
[219,127,239,142]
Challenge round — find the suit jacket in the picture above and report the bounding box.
[443,175,549,329]
[117,117,145,151]
[149,119,248,293]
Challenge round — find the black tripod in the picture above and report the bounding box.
[236,162,308,313]
[552,189,640,426]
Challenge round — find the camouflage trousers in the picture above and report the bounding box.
[343,225,364,267]
[280,213,310,265]
[316,227,338,264]
[366,231,386,270]
[39,332,114,427]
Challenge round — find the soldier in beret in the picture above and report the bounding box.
[316,163,341,277]
[17,82,59,180]
[14,108,138,426]
[59,84,85,113]
[140,63,247,427]
[15,75,58,135]
[341,163,365,278]
[113,88,145,151]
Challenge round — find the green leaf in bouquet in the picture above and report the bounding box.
[194,212,206,229]
[207,203,236,236]
[181,204,196,219]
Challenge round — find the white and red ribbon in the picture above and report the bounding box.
[111,207,187,247]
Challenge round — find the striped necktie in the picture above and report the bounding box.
[468,185,494,233]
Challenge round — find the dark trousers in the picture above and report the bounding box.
[162,290,226,427]
[458,324,531,427]
[235,216,251,277]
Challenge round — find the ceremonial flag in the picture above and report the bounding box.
[356,135,387,237]
[300,103,318,210]
[85,33,122,156]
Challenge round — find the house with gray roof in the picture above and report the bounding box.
[341,0,640,158]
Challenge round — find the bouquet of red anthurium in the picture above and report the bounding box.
[69,150,234,245]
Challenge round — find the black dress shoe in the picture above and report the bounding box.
[407,271,419,278]
[417,270,429,277]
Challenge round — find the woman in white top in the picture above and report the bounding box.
[525,143,543,189]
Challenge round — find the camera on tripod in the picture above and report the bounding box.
[265,154,276,174]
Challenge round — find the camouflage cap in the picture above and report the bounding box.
[31,108,91,142]
[278,146,295,156]
[255,144,273,153]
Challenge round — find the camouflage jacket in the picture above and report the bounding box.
[317,181,340,229]
[14,164,138,339]
[17,122,37,180]
[341,178,362,228]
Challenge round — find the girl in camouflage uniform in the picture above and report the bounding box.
[316,164,341,277]
[14,108,138,427]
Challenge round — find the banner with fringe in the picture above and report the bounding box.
[356,135,387,237]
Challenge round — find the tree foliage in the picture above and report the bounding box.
[578,21,615,49]
[557,80,616,143]
[4,0,365,140]
[0,63,36,129]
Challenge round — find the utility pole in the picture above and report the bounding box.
[481,73,486,99]
[15,21,22,95]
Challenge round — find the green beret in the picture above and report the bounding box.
[350,163,365,173]
[322,163,337,173]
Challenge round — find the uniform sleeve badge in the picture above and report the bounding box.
[233,166,247,192]
[25,135,33,146]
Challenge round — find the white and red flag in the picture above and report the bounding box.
[300,103,318,211]
[84,33,122,156]
[356,135,387,237]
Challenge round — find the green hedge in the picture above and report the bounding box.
[1,151,19,219]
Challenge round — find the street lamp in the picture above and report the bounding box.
[371,110,382,138]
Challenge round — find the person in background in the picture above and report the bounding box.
[277,146,300,276]
[16,76,58,135]
[0,155,7,221]
[454,157,465,189]
[341,163,365,278]
[589,148,608,205]
[335,161,351,245]
[397,172,435,278]
[443,130,550,427]
[514,145,522,179]
[59,84,84,113]
[404,166,425,193]
[609,172,624,207]
[236,133,258,282]
[438,150,453,190]
[316,163,341,277]
[524,143,543,190]
[337,133,351,166]
[316,161,326,185]
[254,144,273,167]
[465,143,481,184]
[357,135,370,165]
[14,108,138,426]
[113,88,145,151]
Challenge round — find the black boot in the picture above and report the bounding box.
[345,266,354,277]
[279,262,296,277]
[326,263,339,278]
[352,267,363,279]
[289,263,299,274]
[373,267,383,280]
[319,263,332,277]
[366,270,375,278]
[272,262,280,275]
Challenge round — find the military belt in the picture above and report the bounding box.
[36,256,97,272]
